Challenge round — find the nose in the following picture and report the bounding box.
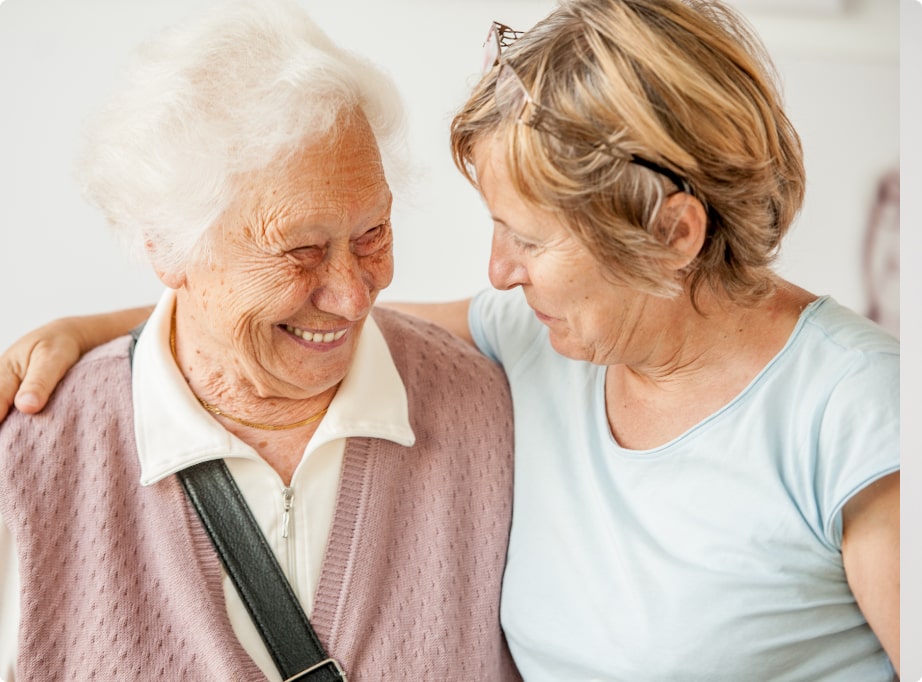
[311,251,384,321]
[488,229,528,291]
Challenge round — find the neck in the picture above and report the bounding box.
[624,280,812,382]
[169,307,335,483]
[604,280,816,448]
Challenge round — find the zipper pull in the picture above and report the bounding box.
[282,487,294,539]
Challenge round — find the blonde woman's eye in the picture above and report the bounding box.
[512,234,540,252]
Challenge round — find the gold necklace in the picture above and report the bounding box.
[169,309,328,431]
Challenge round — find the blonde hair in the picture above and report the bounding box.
[79,0,405,274]
[451,0,805,305]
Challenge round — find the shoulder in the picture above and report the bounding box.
[804,297,898,358]
[780,298,898,414]
[373,307,503,372]
[469,287,540,336]
[53,334,135,401]
[371,306,510,399]
[0,335,138,523]
[780,297,899,404]
[468,288,547,367]
[0,335,134,445]
[784,300,899,538]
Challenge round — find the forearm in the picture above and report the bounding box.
[378,299,474,346]
[0,305,155,419]
[66,305,155,350]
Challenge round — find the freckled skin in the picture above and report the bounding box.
[473,137,655,368]
[168,112,394,424]
[472,137,816,450]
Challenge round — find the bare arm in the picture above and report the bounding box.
[0,306,154,421]
[841,470,900,676]
[380,299,475,347]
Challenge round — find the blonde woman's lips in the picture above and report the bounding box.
[532,308,554,324]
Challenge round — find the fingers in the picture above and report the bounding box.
[0,308,153,424]
[15,339,78,413]
[14,391,45,413]
[0,323,82,423]
[0,360,21,422]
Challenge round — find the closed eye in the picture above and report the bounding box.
[513,236,539,252]
[352,222,389,255]
[286,244,324,267]
[507,230,542,254]
[496,221,543,254]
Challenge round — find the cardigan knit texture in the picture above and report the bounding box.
[0,307,520,681]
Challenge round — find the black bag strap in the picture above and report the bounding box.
[177,461,346,682]
[128,324,345,681]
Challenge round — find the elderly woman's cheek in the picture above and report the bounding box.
[362,246,395,292]
[229,261,314,320]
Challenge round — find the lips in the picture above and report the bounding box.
[282,324,347,344]
[530,306,554,324]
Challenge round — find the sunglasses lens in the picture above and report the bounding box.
[495,63,533,124]
[482,25,501,75]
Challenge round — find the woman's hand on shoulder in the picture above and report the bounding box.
[0,317,86,420]
[0,305,154,422]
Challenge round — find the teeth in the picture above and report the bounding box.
[284,325,347,343]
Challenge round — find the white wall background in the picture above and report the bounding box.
[0,0,900,349]
[0,0,914,676]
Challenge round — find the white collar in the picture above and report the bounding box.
[132,289,415,486]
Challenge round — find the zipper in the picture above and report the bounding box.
[280,485,301,601]
[282,486,294,539]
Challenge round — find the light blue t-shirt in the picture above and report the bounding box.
[470,288,898,682]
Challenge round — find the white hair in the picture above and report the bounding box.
[78,0,407,273]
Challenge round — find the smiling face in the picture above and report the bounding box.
[170,111,393,403]
[474,137,668,367]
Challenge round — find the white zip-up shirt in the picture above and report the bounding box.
[0,289,415,682]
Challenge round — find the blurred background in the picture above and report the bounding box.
[0,0,916,678]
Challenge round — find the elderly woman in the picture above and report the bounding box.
[0,0,900,680]
[0,2,520,680]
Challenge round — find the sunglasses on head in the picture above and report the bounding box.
[483,21,691,194]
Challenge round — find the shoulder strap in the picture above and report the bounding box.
[128,326,345,682]
[178,461,345,682]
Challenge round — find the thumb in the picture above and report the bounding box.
[0,332,81,420]
[14,337,82,413]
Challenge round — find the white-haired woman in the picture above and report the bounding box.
[0,2,520,680]
[0,0,899,680]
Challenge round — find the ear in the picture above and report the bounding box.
[144,238,186,289]
[656,193,707,272]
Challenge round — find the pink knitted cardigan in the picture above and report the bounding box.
[0,308,520,681]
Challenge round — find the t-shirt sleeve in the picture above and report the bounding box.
[817,347,900,548]
[468,287,544,368]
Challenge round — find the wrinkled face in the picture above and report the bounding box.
[474,137,655,366]
[176,112,393,400]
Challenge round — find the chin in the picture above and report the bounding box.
[547,333,584,362]
[266,352,351,397]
